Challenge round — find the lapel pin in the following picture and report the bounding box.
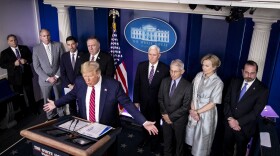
[98,57,100,59]
[157,70,159,73]
[104,88,107,91]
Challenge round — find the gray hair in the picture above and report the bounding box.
[170,59,184,71]
[148,45,160,53]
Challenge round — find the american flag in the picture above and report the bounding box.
[110,30,128,111]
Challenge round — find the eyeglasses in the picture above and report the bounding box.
[170,70,181,74]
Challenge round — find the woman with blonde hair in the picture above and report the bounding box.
[185,54,224,156]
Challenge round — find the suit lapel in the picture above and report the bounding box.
[144,62,149,84]
[235,81,243,103]
[99,78,108,120]
[8,47,17,60]
[81,83,88,119]
[239,79,259,102]
[152,62,161,85]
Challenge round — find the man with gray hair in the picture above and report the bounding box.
[158,59,192,156]
[133,45,169,151]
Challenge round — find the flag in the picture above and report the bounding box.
[110,29,128,111]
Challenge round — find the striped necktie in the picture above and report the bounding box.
[89,87,96,122]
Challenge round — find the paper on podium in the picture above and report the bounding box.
[260,132,271,147]
[58,119,89,131]
[77,123,112,139]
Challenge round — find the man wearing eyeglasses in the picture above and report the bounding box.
[223,60,269,156]
[158,59,192,156]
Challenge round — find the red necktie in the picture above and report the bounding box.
[89,87,96,122]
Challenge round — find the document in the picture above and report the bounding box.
[260,132,271,147]
[58,119,89,131]
[57,119,112,139]
[77,123,112,138]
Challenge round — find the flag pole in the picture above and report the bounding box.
[109,9,119,31]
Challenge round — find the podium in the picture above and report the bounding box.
[20,116,121,156]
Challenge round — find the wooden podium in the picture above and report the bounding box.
[20,116,121,156]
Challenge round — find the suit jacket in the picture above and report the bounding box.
[224,78,269,137]
[32,42,64,86]
[81,51,115,77]
[133,61,169,120]
[60,51,83,88]
[158,77,192,124]
[0,45,33,85]
[55,76,146,127]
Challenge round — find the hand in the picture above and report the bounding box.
[228,117,241,131]
[232,125,241,131]
[20,58,27,64]
[143,121,158,135]
[134,103,140,109]
[48,77,57,84]
[162,114,172,124]
[68,84,74,90]
[14,60,20,66]
[43,99,56,112]
[190,109,200,121]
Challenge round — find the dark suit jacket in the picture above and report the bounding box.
[81,51,115,77]
[0,45,33,85]
[60,51,83,88]
[55,76,146,127]
[158,77,192,124]
[224,78,269,137]
[133,61,169,121]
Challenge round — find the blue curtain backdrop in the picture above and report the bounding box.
[38,1,280,139]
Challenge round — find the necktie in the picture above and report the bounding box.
[15,49,21,59]
[148,65,154,84]
[89,87,96,122]
[91,56,95,61]
[71,53,75,69]
[15,49,24,73]
[169,80,176,97]
[239,83,248,101]
[46,45,52,65]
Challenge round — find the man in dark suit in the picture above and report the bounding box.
[0,34,37,115]
[159,59,192,156]
[33,29,66,120]
[133,45,169,150]
[223,60,269,156]
[60,36,83,115]
[81,37,115,77]
[43,61,158,132]
[43,61,158,156]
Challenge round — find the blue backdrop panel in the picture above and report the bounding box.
[185,14,203,81]
[200,17,229,79]
[75,8,95,52]
[38,0,59,41]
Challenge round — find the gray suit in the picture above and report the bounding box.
[33,42,65,119]
[158,77,192,156]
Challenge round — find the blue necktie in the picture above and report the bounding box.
[169,80,176,97]
[239,83,248,101]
